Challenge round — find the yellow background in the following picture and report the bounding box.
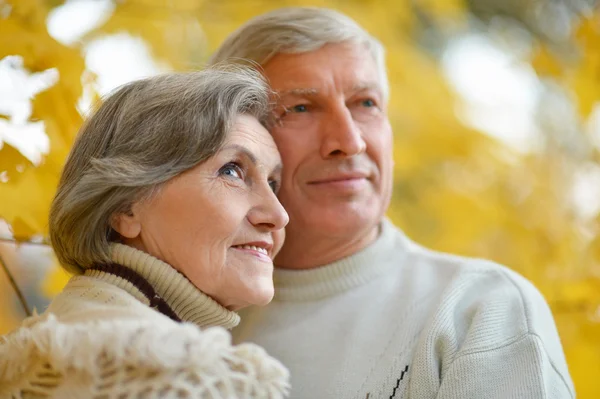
[1,0,599,396]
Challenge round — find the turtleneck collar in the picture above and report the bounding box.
[272,218,409,301]
[83,243,240,329]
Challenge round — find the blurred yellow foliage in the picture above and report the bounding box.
[572,17,600,117]
[0,0,84,237]
[81,0,206,70]
[533,14,600,117]
[1,0,599,396]
[41,261,71,297]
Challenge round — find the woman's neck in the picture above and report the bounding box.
[84,243,240,329]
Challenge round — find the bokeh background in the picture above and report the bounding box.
[1,0,599,395]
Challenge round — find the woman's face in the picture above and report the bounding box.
[116,114,288,310]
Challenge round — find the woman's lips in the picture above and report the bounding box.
[231,242,273,262]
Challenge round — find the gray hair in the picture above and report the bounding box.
[49,66,271,274]
[208,7,389,100]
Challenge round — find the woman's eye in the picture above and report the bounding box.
[268,179,279,193]
[219,162,243,179]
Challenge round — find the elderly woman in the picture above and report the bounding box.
[0,67,290,398]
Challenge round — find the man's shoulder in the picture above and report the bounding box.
[408,252,565,371]
[386,221,558,341]
[403,251,571,396]
[383,224,574,396]
[386,220,538,291]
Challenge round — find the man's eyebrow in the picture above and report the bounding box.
[352,82,382,93]
[277,88,319,97]
[277,84,381,97]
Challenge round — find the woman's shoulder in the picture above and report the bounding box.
[45,274,155,320]
[0,313,289,398]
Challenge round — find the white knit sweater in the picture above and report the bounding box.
[0,244,289,399]
[233,219,575,399]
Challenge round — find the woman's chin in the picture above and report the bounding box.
[235,284,274,310]
[253,287,275,307]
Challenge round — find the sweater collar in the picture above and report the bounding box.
[83,243,240,329]
[272,218,408,301]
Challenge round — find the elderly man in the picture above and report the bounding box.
[209,7,574,399]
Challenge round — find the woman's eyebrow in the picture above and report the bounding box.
[221,144,283,174]
[221,144,257,164]
[272,163,283,176]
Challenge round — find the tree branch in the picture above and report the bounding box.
[0,250,32,317]
[0,236,50,247]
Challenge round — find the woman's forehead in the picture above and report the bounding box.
[223,116,281,169]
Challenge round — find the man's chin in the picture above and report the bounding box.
[303,207,381,236]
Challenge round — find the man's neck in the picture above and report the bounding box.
[274,223,380,270]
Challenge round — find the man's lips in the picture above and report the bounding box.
[307,173,370,185]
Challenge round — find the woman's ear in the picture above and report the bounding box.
[110,205,142,239]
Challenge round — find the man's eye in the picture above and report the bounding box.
[291,104,308,113]
[219,162,243,179]
[362,99,376,107]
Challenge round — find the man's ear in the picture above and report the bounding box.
[110,205,142,239]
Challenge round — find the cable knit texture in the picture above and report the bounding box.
[0,243,289,399]
[233,219,575,399]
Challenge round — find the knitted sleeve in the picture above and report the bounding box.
[0,315,289,399]
[408,261,574,399]
[436,333,573,399]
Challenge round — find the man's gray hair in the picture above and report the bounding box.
[208,7,389,100]
[49,66,271,274]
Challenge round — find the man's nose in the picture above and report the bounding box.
[319,105,366,159]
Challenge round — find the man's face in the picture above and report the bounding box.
[263,42,394,260]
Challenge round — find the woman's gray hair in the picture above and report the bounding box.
[208,7,389,100]
[49,66,271,274]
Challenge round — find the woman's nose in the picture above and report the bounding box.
[248,189,289,231]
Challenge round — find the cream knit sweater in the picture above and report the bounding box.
[0,243,289,399]
[233,219,575,399]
